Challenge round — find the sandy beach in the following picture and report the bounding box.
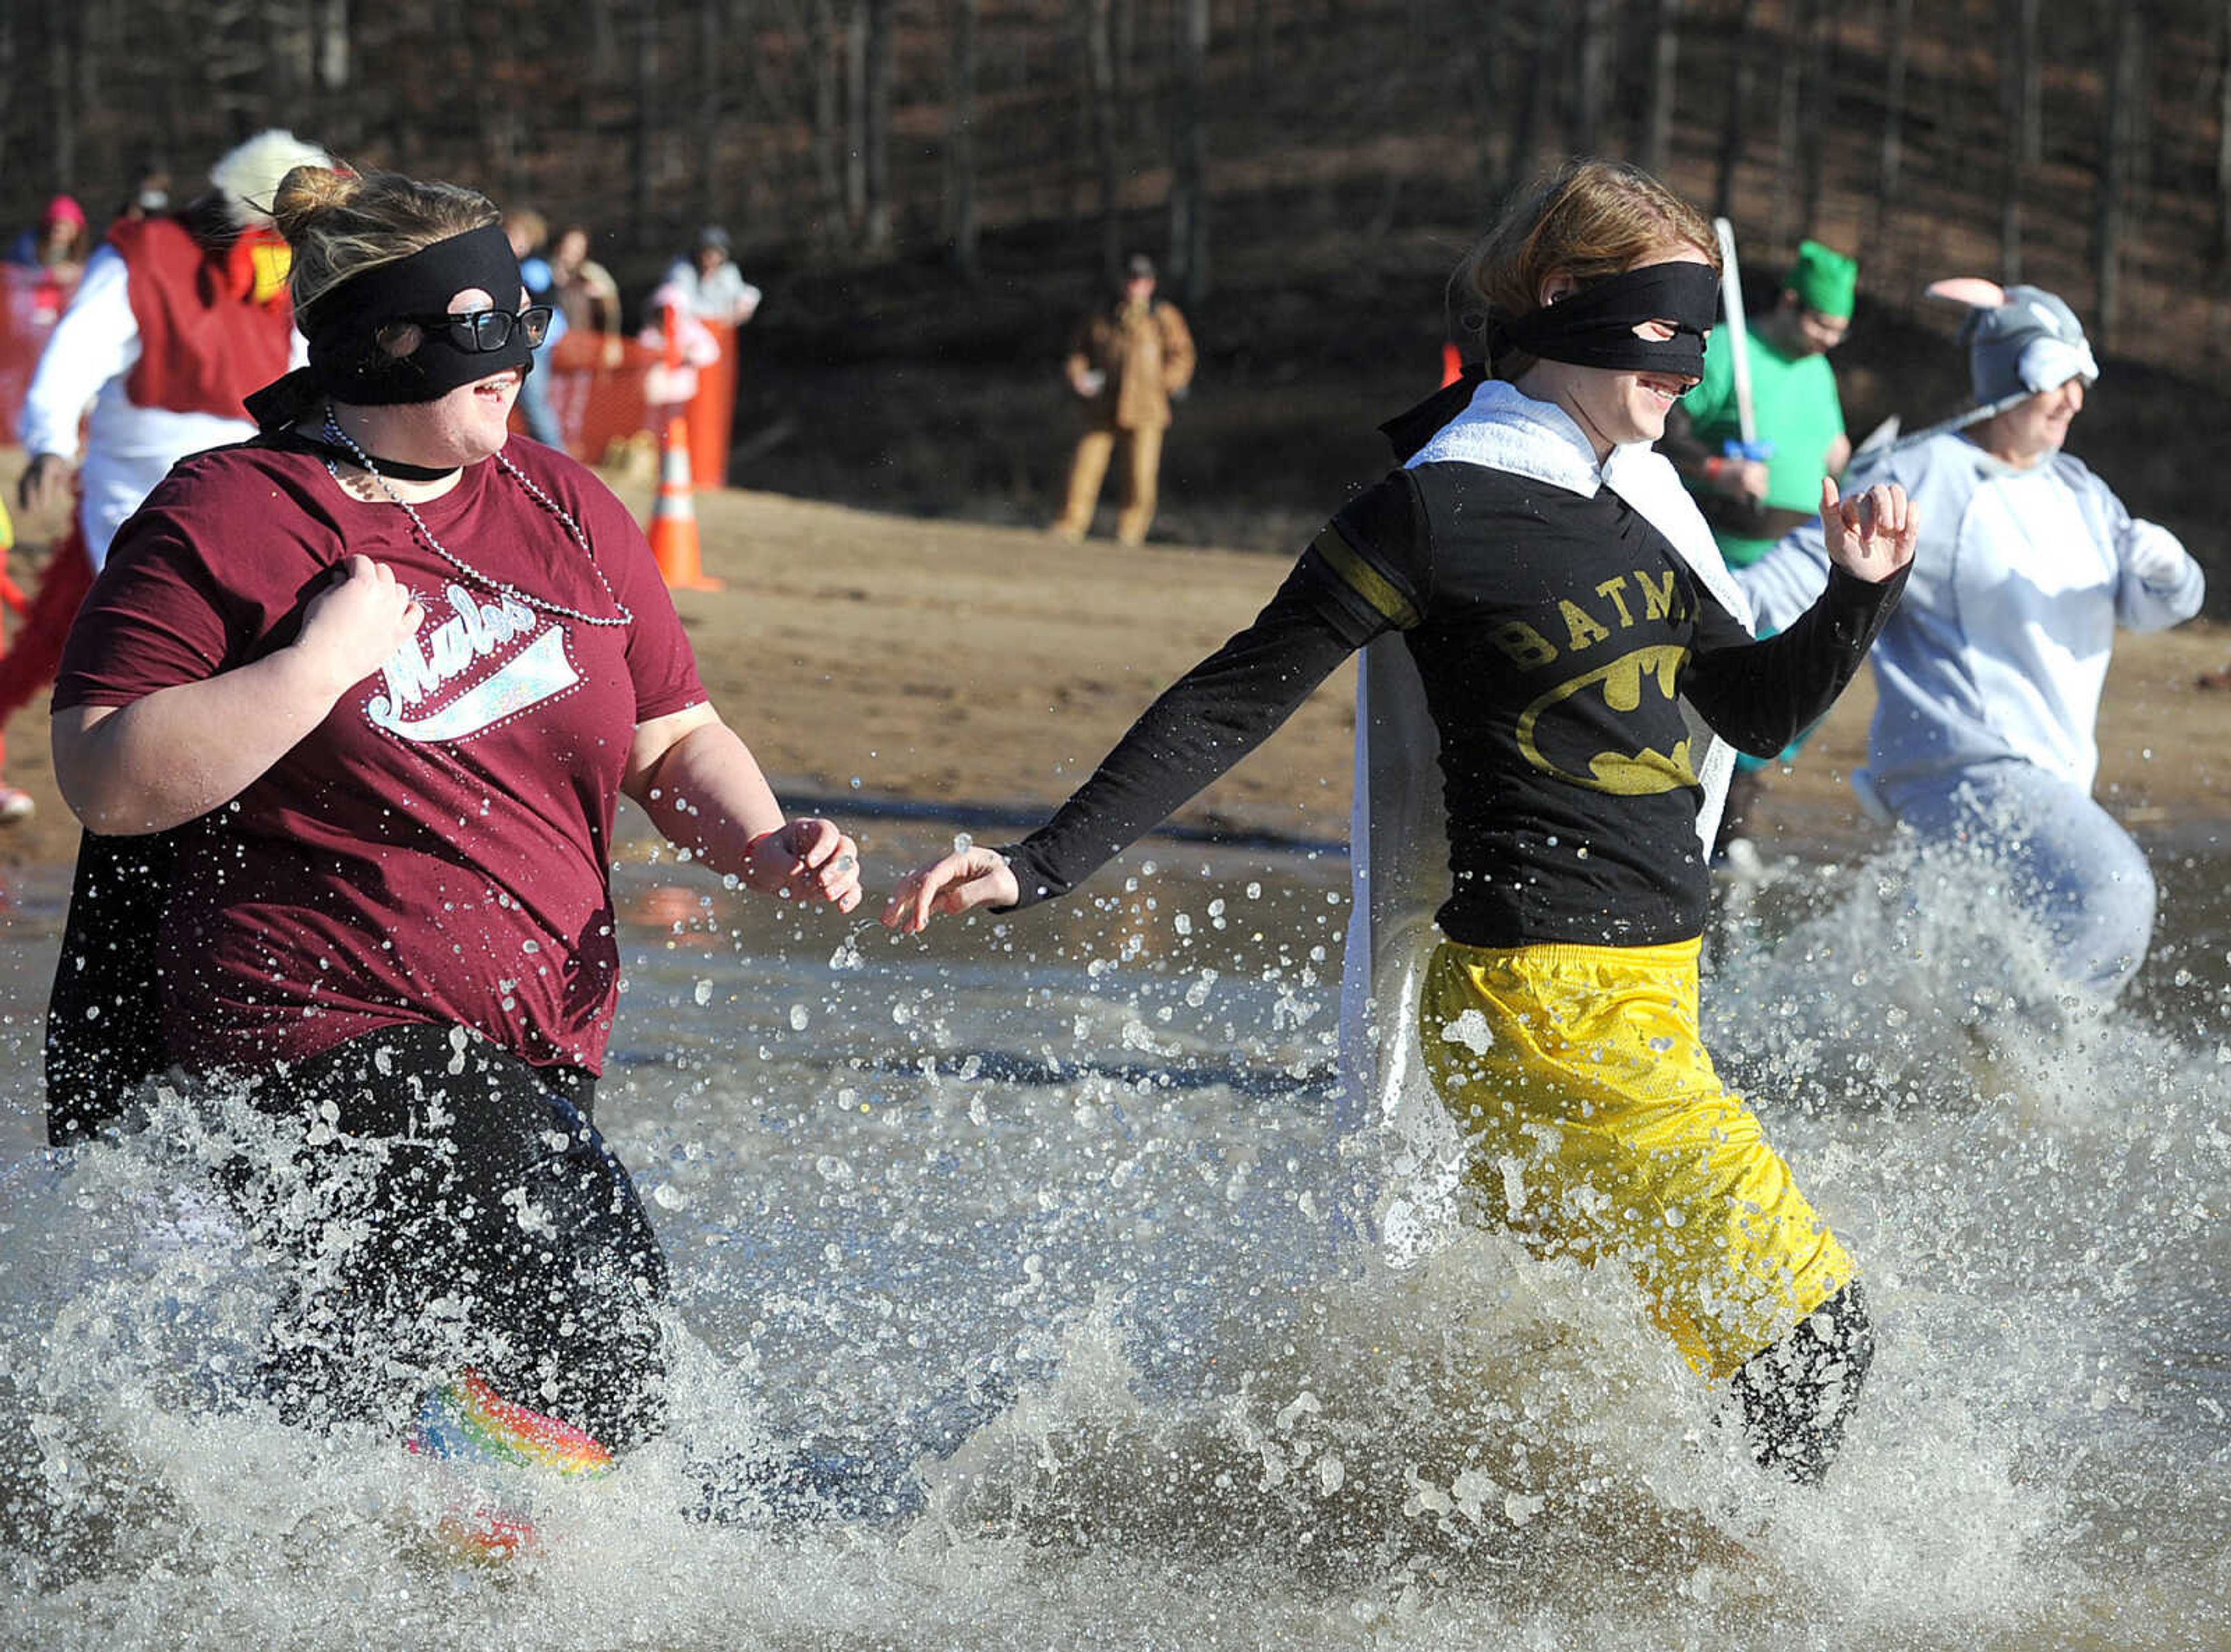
[4,461,2229,871]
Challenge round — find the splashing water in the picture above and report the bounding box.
[3,821,2229,1649]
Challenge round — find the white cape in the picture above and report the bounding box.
[1332,380,1752,1259]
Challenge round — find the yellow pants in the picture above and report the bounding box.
[1419,936,1855,1377]
[1054,423,1164,546]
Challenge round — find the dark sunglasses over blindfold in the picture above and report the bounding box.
[392,304,554,354]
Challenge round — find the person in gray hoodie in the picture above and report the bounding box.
[1737,283,2203,1001]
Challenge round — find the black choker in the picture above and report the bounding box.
[299,429,461,483]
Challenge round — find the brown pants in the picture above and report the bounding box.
[1054,424,1164,546]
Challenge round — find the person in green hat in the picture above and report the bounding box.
[1667,238,1857,568]
[1662,238,1859,854]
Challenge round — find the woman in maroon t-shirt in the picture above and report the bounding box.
[47,166,860,1468]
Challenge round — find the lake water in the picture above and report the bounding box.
[3,811,2229,1650]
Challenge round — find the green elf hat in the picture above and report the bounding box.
[1785,240,1859,318]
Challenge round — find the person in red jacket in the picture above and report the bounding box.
[1,131,328,823]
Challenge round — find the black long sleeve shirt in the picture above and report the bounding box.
[1003,459,1904,948]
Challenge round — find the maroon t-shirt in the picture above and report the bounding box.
[55,437,708,1075]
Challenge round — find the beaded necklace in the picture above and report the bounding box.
[320,410,633,629]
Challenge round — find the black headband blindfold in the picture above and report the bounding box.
[1490,261,1721,380]
[305,222,530,405]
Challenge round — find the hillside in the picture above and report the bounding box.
[3,1,2230,614]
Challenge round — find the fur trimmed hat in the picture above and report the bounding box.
[210,130,333,230]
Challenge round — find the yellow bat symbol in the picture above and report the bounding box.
[1515,643,1697,795]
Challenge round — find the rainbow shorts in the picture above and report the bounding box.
[1419,936,1855,1377]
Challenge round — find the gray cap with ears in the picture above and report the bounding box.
[1964,285,2099,405]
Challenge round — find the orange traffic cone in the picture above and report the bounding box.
[1441,342,1464,387]
[647,415,721,591]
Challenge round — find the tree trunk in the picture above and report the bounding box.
[49,6,77,193]
[1641,0,1683,177]
[1511,0,1565,181]
[860,0,893,252]
[1168,0,1209,304]
[946,0,981,279]
[1797,0,1832,239]
[1768,0,1807,253]
[1867,0,1910,258]
[842,0,867,239]
[1114,0,1137,113]
[633,0,660,253]
[1573,0,1613,155]
[2218,0,2231,263]
[1086,0,1122,279]
[805,0,845,243]
[2017,0,2042,166]
[590,0,620,77]
[1469,30,1511,199]
[1713,0,1759,220]
[311,0,349,92]
[1999,0,2034,281]
[697,0,726,231]
[0,8,15,183]
[2094,0,2145,349]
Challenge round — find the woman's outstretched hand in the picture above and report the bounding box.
[880,845,1020,933]
[741,816,864,911]
[1820,477,1919,583]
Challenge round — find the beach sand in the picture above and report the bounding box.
[4,461,2228,871]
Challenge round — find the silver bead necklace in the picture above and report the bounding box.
[320,410,633,629]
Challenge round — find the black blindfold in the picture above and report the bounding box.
[303,222,531,406]
[1490,261,1721,381]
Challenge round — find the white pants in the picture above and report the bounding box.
[1875,759,2155,1001]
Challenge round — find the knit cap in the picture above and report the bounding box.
[1785,240,1857,319]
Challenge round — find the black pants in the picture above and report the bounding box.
[213,1023,669,1454]
[1730,1280,1874,1484]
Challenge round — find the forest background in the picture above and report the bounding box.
[3,0,2230,605]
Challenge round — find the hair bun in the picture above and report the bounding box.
[269,165,360,243]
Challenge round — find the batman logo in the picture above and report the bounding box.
[1515,643,1698,795]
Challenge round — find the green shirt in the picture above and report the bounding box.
[1681,324,1846,567]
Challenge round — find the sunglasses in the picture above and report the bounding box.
[394,304,554,353]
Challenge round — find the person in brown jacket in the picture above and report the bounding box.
[1052,254,1196,545]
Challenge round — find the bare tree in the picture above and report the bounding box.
[1867,0,1911,260]
[1713,0,1760,220]
[2094,0,2146,349]
[2217,0,2231,263]
[795,0,845,243]
[1168,0,1209,303]
[48,4,77,193]
[1573,0,1614,154]
[945,0,981,279]
[1641,0,1684,177]
[0,7,15,185]
[633,0,660,252]
[1767,0,1809,252]
[1999,0,2042,281]
[311,0,350,94]
[843,0,866,236]
[1511,0,1566,184]
[1797,0,1832,239]
[1085,0,1122,278]
[859,0,894,253]
[697,0,728,231]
